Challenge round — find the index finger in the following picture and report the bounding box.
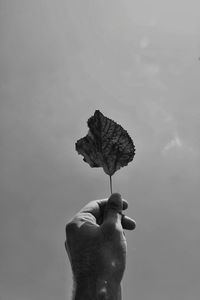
[79,198,129,220]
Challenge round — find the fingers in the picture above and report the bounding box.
[97,197,128,213]
[79,197,128,220]
[102,193,136,232]
[76,194,136,230]
[121,215,136,230]
[104,193,123,218]
[100,193,123,236]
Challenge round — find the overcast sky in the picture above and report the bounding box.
[1,1,200,299]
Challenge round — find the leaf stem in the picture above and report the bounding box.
[109,175,112,195]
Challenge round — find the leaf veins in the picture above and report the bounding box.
[75,110,135,177]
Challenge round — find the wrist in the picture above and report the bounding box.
[73,279,122,300]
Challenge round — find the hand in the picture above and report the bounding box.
[65,193,136,300]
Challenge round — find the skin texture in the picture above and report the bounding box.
[65,193,136,300]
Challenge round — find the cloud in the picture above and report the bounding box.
[162,134,183,154]
[162,133,199,158]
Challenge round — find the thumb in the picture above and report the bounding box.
[101,193,123,235]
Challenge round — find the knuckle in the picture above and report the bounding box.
[65,221,77,237]
[65,221,77,251]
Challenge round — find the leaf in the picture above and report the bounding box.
[75,110,135,177]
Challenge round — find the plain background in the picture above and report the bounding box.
[1,1,200,299]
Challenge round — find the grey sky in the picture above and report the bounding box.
[1,1,200,299]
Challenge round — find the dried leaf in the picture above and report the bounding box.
[75,110,135,177]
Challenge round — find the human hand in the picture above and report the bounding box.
[65,193,136,300]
